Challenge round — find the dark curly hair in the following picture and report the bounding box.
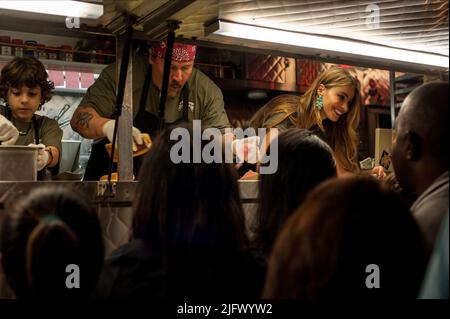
[0,57,54,106]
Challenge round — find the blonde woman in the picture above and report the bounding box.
[251,67,384,177]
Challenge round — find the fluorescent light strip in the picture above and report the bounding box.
[214,21,449,69]
[0,1,103,19]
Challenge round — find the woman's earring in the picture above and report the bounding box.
[316,95,323,111]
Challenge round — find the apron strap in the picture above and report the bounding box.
[5,105,12,121]
[33,115,40,145]
[138,65,152,115]
[182,82,189,122]
[33,115,45,180]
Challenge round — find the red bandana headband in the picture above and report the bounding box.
[151,41,197,62]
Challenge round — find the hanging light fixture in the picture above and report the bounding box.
[208,20,449,70]
[0,1,103,19]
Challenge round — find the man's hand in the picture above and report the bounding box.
[0,114,19,145]
[102,120,144,151]
[29,143,50,171]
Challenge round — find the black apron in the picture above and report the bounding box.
[83,65,190,181]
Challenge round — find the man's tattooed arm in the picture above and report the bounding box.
[75,111,93,128]
[70,106,109,139]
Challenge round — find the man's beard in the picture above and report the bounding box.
[168,81,182,96]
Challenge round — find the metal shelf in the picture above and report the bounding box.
[393,73,424,113]
[53,87,87,95]
[395,74,424,83]
[395,83,422,95]
[0,55,108,74]
[212,77,299,93]
[0,14,114,41]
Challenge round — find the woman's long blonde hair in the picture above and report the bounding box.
[250,67,361,172]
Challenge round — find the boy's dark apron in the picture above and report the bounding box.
[83,65,190,181]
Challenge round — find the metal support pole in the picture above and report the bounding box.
[158,20,180,132]
[109,18,135,183]
[389,69,396,128]
[117,35,134,181]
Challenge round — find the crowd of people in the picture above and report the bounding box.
[0,40,447,299]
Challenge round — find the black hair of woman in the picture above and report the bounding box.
[132,123,251,298]
[253,128,337,257]
[264,176,427,299]
[0,186,103,299]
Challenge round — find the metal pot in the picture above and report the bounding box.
[0,145,38,181]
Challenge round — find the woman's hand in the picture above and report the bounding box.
[371,165,386,180]
[232,135,261,167]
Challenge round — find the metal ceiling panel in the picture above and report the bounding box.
[1,0,445,72]
[217,0,449,56]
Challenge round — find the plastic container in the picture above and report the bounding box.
[96,49,105,64]
[47,47,58,60]
[36,44,47,59]
[0,36,12,56]
[0,145,38,181]
[24,40,37,57]
[60,45,73,61]
[1,45,12,56]
[89,50,97,63]
[12,39,24,57]
[103,39,114,64]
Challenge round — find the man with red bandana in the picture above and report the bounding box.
[71,40,231,180]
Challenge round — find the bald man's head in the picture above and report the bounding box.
[392,81,449,194]
[399,81,449,159]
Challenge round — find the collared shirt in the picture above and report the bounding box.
[411,170,449,249]
[419,212,449,299]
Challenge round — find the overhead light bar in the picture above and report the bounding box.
[211,20,449,69]
[0,1,103,19]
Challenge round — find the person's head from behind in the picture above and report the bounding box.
[148,40,197,97]
[392,81,449,195]
[133,124,248,297]
[0,57,54,122]
[0,187,103,299]
[264,176,427,299]
[254,129,336,255]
